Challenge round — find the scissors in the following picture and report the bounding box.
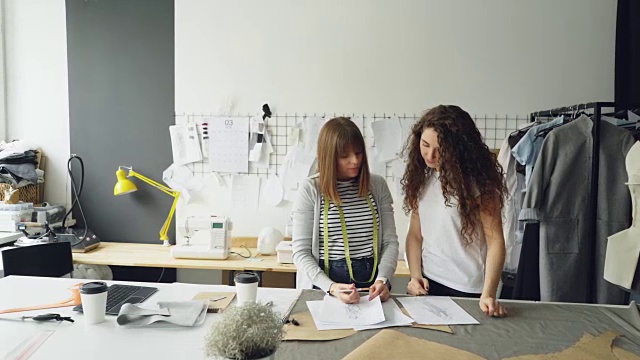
[22,313,74,323]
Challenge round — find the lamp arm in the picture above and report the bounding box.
[128,170,178,197]
[159,191,180,242]
[124,168,180,246]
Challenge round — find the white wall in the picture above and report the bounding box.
[176,0,616,116]
[0,1,7,142]
[1,0,619,288]
[175,0,617,239]
[4,0,71,209]
[175,0,617,287]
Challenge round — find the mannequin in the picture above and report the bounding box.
[604,142,640,289]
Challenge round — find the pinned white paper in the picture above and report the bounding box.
[371,117,403,162]
[289,126,301,146]
[252,131,274,170]
[280,146,313,201]
[301,117,327,155]
[162,164,205,204]
[169,124,203,165]
[352,115,365,135]
[399,117,414,153]
[209,117,249,174]
[262,175,284,207]
[231,175,260,212]
[368,147,387,177]
[390,159,406,179]
[249,117,266,162]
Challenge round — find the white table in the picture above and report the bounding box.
[0,231,21,246]
[3,276,640,360]
[0,276,299,359]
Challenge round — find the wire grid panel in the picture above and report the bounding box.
[175,112,530,178]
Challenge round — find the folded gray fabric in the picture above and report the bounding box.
[116,300,208,327]
[0,163,37,185]
[0,150,38,164]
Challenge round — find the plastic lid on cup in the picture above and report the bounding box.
[234,271,259,284]
[80,281,108,294]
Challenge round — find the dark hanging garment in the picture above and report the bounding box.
[615,0,640,105]
[512,222,541,301]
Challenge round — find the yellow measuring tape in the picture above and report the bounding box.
[323,194,379,283]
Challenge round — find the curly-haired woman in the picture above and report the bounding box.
[402,105,508,317]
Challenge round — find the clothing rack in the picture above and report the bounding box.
[529,101,639,302]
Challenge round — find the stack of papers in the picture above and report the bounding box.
[306,295,479,331]
[306,295,413,331]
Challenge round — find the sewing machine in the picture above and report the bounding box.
[170,215,231,260]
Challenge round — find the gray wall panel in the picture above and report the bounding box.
[66,0,175,253]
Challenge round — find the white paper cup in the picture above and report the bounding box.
[80,282,108,324]
[234,271,259,305]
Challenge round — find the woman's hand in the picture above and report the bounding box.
[479,295,507,317]
[407,277,429,296]
[368,280,390,302]
[329,283,360,304]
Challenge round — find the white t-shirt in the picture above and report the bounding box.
[419,174,487,294]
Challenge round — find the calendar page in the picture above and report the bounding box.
[208,117,249,173]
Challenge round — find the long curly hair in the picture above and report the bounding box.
[401,105,506,245]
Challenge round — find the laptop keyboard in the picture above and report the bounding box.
[106,284,141,309]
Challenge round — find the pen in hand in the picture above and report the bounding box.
[335,288,370,294]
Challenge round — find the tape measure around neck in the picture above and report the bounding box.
[323,194,379,283]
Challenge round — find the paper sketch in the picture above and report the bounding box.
[398,296,479,325]
[346,303,362,320]
[306,301,356,331]
[352,299,414,331]
[419,300,452,320]
[309,295,385,328]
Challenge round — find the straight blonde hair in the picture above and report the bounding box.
[317,117,371,205]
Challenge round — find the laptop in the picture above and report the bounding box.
[73,284,158,315]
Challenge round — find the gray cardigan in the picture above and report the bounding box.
[292,174,399,290]
[519,116,635,304]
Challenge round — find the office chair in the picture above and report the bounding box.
[1,242,74,277]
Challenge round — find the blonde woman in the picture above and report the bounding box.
[292,117,399,304]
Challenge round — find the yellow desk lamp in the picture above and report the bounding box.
[114,166,180,247]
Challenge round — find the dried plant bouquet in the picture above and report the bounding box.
[205,302,285,360]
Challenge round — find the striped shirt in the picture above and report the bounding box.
[319,180,379,260]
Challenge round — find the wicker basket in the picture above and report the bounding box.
[0,150,45,205]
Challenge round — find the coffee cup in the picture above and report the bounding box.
[80,282,108,324]
[234,271,259,305]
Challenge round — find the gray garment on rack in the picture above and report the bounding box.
[519,115,635,304]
